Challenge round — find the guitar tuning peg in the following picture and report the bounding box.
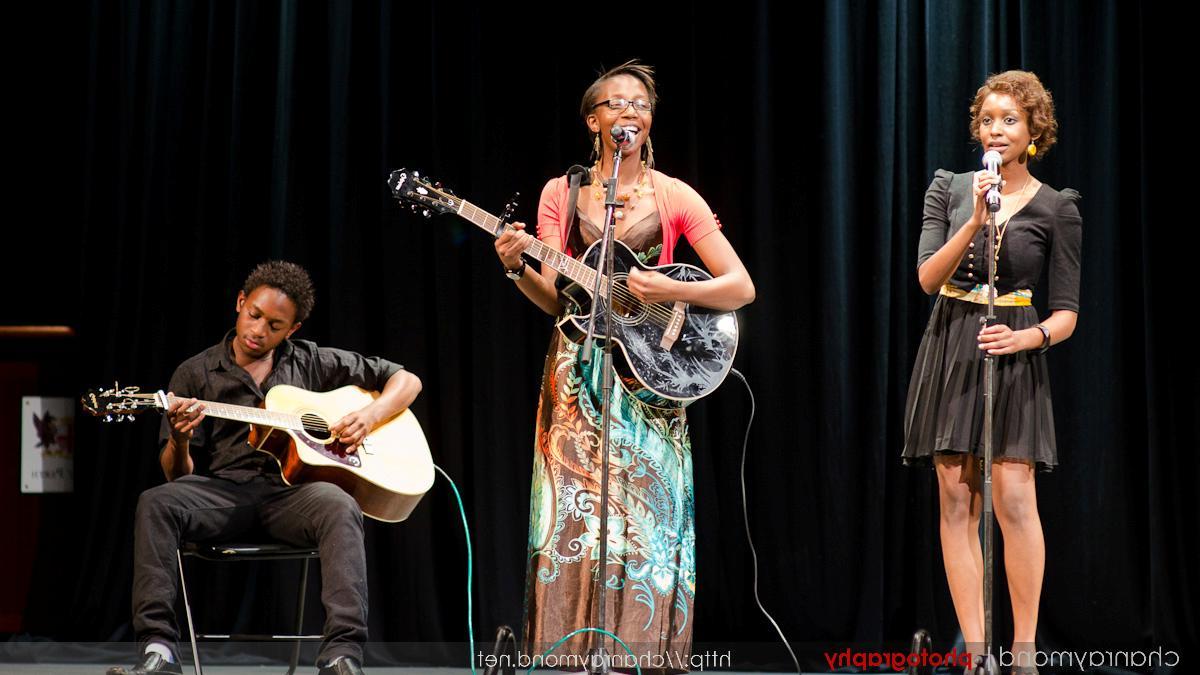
[421,209,431,218]
[501,192,520,222]
[124,414,136,422]
[103,414,114,423]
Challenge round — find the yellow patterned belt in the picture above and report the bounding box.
[940,283,1032,306]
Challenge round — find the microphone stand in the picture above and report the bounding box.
[975,185,1000,675]
[581,140,625,675]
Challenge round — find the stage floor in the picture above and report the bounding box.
[0,662,782,667]
[0,642,815,674]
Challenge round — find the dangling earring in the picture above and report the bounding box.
[591,134,600,162]
[1027,142,1037,158]
[642,136,655,169]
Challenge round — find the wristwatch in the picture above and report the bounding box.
[504,261,526,280]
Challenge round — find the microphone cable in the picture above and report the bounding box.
[729,368,801,674]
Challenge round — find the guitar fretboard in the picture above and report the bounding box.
[159,394,308,431]
[456,200,602,290]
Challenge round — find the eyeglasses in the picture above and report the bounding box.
[593,97,653,113]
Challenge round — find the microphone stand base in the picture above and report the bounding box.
[972,652,999,675]
[586,646,611,675]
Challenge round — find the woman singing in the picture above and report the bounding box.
[903,71,1081,675]
[494,61,755,672]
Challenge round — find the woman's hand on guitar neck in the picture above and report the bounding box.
[494,221,533,269]
[494,222,563,315]
[166,394,205,444]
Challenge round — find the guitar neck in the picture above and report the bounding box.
[160,394,304,431]
[455,199,598,288]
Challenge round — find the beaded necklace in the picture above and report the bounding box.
[591,161,653,220]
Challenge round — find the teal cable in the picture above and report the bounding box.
[528,627,642,675]
[434,464,477,675]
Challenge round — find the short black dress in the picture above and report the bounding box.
[902,169,1082,472]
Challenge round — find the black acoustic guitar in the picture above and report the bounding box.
[388,168,738,402]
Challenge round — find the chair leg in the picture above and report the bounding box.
[176,549,203,675]
[287,558,310,675]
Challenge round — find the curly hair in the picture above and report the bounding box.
[579,59,658,167]
[241,260,315,323]
[970,70,1059,160]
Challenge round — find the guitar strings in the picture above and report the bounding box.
[108,392,332,439]
[600,284,676,325]
[467,206,680,326]
[160,393,315,433]
[535,242,681,326]
[301,413,332,440]
[550,249,680,325]
[519,237,680,325]
[459,200,684,326]
[532,241,680,324]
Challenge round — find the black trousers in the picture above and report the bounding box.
[131,473,367,665]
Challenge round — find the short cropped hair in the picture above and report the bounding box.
[579,60,659,120]
[241,260,315,323]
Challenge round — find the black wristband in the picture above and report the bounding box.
[504,261,526,280]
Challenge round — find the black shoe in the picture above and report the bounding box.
[318,656,365,675]
[105,651,183,675]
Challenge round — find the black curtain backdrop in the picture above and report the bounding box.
[7,0,1196,670]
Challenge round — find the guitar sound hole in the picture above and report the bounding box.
[609,274,648,326]
[301,413,332,441]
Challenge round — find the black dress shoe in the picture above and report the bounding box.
[105,651,183,675]
[318,655,365,675]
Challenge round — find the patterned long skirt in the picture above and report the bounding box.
[523,331,695,673]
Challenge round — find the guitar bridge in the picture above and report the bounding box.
[659,302,686,350]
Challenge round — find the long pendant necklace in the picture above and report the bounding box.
[993,175,1033,263]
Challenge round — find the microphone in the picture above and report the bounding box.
[610,125,636,147]
[982,150,1002,213]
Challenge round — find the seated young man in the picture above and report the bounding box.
[109,261,421,675]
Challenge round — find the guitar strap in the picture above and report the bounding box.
[563,164,591,257]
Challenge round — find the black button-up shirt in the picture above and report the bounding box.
[158,330,405,482]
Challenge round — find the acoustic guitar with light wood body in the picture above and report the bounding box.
[82,383,434,522]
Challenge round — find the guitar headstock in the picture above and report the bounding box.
[387,168,460,218]
[80,383,160,422]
